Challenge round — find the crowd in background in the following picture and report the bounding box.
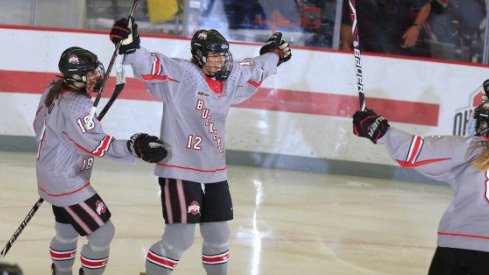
[98,0,487,63]
[1,0,487,63]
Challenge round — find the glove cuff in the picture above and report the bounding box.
[127,133,140,157]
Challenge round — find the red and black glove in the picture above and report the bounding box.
[110,17,140,54]
[259,32,291,66]
[127,133,168,163]
[353,109,390,144]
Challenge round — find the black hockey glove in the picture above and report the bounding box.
[353,109,390,144]
[110,17,140,54]
[127,133,168,163]
[259,32,291,66]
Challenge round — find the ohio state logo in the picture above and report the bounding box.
[198,31,208,40]
[69,54,79,64]
[95,200,107,215]
[453,85,484,136]
[187,201,201,215]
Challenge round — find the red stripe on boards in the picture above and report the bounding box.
[0,70,439,126]
[0,70,157,101]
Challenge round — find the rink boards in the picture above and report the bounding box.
[1,25,489,170]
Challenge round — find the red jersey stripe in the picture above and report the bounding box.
[39,182,90,197]
[397,158,451,168]
[157,163,226,173]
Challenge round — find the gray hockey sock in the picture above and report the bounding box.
[50,222,78,275]
[80,221,114,275]
[200,222,230,275]
[145,224,195,275]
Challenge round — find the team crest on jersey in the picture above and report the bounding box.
[69,54,79,64]
[187,201,201,215]
[95,200,107,215]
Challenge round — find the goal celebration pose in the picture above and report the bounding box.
[353,105,489,275]
[109,17,291,274]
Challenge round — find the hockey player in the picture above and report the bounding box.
[33,47,168,275]
[109,17,291,274]
[352,106,489,274]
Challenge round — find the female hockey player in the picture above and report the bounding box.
[109,17,291,274]
[33,47,168,275]
[352,104,489,275]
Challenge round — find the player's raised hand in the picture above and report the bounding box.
[353,109,390,144]
[127,133,168,163]
[110,16,140,54]
[259,32,291,65]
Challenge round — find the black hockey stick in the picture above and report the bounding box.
[86,0,139,127]
[97,57,125,121]
[0,197,44,258]
[348,0,366,111]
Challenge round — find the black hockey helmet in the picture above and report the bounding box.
[191,29,233,80]
[58,47,105,85]
[473,101,489,136]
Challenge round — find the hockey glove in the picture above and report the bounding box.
[353,109,390,144]
[110,17,140,54]
[259,32,292,66]
[127,133,168,163]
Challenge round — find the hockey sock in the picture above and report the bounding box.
[145,224,196,275]
[200,222,230,275]
[80,221,114,275]
[50,222,78,275]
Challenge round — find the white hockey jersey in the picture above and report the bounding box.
[33,85,135,206]
[379,127,489,252]
[123,47,279,183]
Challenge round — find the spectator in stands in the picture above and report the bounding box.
[222,0,267,29]
[301,0,337,48]
[258,0,302,30]
[428,0,485,62]
[341,0,432,57]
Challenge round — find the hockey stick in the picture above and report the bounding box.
[348,0,366,111]
[0,197,44,258]
[97,55,125,121]
[85,0,139,128]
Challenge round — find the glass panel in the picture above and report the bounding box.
[428,0,486,63]
[3,0,487,64]
[340,0,487,64]
[180,0,341,47]
[0,0,34,25]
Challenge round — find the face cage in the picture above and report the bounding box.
[470,107,489,136]
[207,51,233,81]
[64,62,105,86]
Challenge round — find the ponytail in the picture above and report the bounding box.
[45,79,65,107]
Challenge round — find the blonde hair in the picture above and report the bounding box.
[471,141,489,170]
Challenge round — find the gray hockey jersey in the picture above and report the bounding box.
[379,127,489,252]
[123,47,279,183]
[33,85,135,206]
